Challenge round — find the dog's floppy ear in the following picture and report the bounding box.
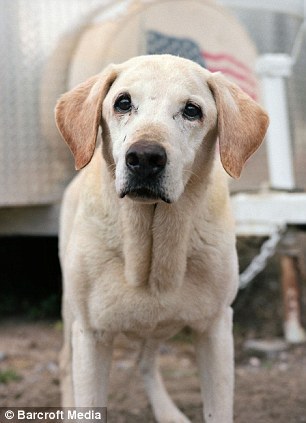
[207,73,269,178]
[55,65,117,170]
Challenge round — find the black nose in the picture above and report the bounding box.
[125,142,167,178]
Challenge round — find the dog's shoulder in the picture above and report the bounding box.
[196,159,234,226]
[63,151,111,211]
[60,151,123,270]
[60,152,118,246]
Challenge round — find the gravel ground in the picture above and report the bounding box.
[0,320,306,422]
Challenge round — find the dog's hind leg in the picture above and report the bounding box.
[139,339,191,423]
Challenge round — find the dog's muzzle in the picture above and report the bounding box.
[120,141,170,203]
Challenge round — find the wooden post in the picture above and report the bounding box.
[280,230,306,343]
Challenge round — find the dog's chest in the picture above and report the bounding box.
[73,193,236,338]
[83,249,224,338]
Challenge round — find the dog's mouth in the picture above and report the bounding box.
[120,187,171,203]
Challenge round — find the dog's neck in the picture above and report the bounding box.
[102,131,217,293]
[119,194,195,293]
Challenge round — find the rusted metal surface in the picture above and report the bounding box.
[280,230,306,343]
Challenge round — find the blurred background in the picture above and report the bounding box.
[0,1,305,421]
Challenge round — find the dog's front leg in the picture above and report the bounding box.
[195,307,234,423]
[72,320,113,407]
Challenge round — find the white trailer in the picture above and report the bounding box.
[0,0,305,339]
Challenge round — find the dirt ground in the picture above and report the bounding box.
[0,320,306,423]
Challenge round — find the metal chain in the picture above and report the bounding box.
[239,225,286,289]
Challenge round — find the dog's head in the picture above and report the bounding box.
[55,55,269,204]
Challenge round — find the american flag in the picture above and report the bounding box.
[146,30,258,100]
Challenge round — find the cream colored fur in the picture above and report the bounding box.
[55,55,269,423]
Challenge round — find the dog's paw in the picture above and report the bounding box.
[155,408,191,423]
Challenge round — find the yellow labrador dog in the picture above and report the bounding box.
[55,55,268,423]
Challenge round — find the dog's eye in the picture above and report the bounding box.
[183,102,203,120]
[114,94,132,113]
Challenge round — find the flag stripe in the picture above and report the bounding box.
[207,65,256,87]
[202,51,258,99]
[204,61,257,86]
[207,69,257,99]
[202,51,254,75]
